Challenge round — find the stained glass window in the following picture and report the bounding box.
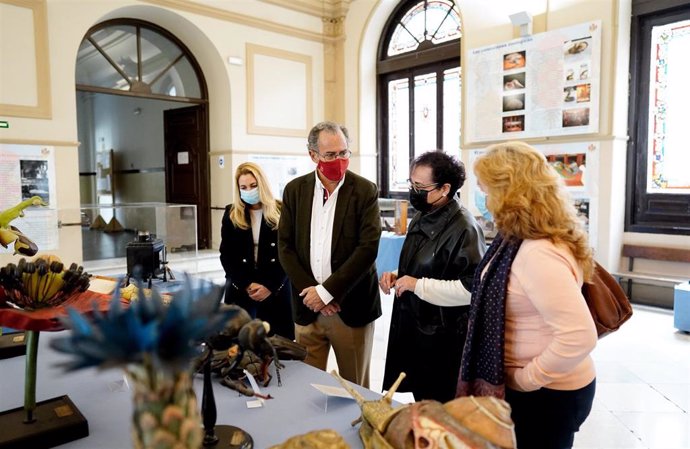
[388,78,411,192]
[647,19,690,193]
[443,67,461,154]
[387,0,461,56]
[626,2,690,234]
[379,0,461,196]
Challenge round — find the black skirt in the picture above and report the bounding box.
[382,295,469,403]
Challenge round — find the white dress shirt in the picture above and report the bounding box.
[310,171,345,305]
[389,269,472,306]
[249,208,263,263]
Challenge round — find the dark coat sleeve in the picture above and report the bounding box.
[219,205,233,277]
[456,214,486,291]
[257,213,288,294]
[442,214,486,290]
[278,174,382,327]
[219,205,252,291]
[277,179,317,293]
[322,179,381,301]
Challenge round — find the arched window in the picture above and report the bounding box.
[627,1,690,234]
[378,0,461,197]
[76,20,206,101]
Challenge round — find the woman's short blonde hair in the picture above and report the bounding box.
[229,162,281,230]
[474,141,593,280]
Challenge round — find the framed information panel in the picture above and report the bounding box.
[465,21,602,143]
[467,141,600,250]
[0,144,58,252]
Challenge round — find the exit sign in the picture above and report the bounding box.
[0,121,8,129]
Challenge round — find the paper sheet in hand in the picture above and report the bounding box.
[310,383,355,400]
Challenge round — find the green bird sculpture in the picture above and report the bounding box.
[0,196,48,256]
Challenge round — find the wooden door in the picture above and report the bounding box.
[164,105,210,249]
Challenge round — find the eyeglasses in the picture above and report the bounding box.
[407,179,438,193]
[312,149,352,161]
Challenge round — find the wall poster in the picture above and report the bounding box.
[0,144,59,252]
[466,21,602,143]
[247,154,314,199]
[467,142,599,250]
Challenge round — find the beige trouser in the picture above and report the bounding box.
[295,313,374,389]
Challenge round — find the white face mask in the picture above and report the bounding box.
[240,187,260,205]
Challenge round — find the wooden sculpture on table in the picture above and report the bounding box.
[199,305,307,397]
[194,304,301,449]
[0,196,48,256]
[268,371,516,449]
[331,371,516,449]
[268,429,350,449]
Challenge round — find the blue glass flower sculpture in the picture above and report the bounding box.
[51,276,237,449]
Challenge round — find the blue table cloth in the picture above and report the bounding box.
[0,331,390,448]
[376,231,406,279]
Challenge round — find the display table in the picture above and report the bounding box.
[376,231,406,279]
[0,331,385,448]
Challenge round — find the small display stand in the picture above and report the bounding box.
[0,329,26,360]
[125,231,174,287]
[0,395,88,449]
[201,345,253,449]
[0,289,114,449]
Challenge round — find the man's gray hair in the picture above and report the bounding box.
[307,121,350,153]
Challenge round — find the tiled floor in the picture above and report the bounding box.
[330,293,690,449]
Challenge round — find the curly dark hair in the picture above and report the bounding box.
[411,151,466,197]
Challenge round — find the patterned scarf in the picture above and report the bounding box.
[456,233,522,399]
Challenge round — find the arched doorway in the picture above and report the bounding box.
[75,19,211,255]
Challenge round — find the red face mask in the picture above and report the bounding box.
[318,158,349,181]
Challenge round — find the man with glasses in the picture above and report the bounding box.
[278,121,382,388]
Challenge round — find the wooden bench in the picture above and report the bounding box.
[613,244,690,298]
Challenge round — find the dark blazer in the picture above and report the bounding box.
[278,170,382,327]
[219,204,293,339]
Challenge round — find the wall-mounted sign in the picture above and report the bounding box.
[0,144,59,252]
[467,141,600,249]
[465,21,602,144]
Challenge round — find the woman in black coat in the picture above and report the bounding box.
[219,162,294,339]
[379,151,486,402]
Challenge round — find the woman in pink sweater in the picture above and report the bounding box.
[457,141,598,449]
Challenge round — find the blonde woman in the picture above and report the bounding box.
[456,142,597,449]
[220,162,293,339]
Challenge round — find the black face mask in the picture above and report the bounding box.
[409,188,433,213]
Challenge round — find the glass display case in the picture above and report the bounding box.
[76,203,197,261]
[0,201,207,279]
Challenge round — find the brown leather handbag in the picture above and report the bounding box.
[582,261,633,338]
